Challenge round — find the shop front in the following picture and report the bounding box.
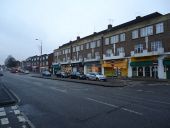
[84,62,101,74]
[102,60,128,77]
[71,63,84,73]
[163,59,170,79]
[52,63,61,75]
[102,62,114,77]
[113,60,128,77]
[130,56,158,78]
[61,64,72,73]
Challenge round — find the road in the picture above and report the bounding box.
[1,72,170,128]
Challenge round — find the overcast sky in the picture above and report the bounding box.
[0,0,170,64]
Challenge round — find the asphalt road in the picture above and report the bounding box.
[1,72,170,128]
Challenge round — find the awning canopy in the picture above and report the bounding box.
[163,60,170,66]
[130,61,155,67]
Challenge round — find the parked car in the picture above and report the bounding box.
[42,71,51,77]
[86,72,107,81]
[56,72,69,78]
[70,72,86,79]
[24,70,30,74]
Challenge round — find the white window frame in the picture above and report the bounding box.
[117,47,124,55]
[90,41,96,48]
[151,41,162,51]
[105,38,110,45]
[106,49,112,57]
[80,45,84,50]
[76,46,80,52]
[156,23,164,34]
[132,30,138,39]
[120,33,125,42]
[86,43,89,49]
[97,40,101,47]
[111,35,119,44]
[134,44,143,53]
[140,26,153,37]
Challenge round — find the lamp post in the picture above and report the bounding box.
[35,38,43,72]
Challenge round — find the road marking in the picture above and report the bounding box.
[0,107,4,112]
[49,87,67,93]
[86,97,143,116]
[17,116,26,122]
[0,118,9,125]
[14,110,21,115]
[11,105,18,110]
[0,111,6,117]
[87,98,118,108]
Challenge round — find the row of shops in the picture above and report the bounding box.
[52,55,170,79]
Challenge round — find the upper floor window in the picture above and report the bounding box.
[97,40,101,47]
[156,23,164,34]
[151,41,162,51]
[95,52,100,58]
[87,53,92,59]
[132,30,138,39]
[140,26,153,37]
[120,33,125,42]
[73,47,76,52]
[134,44,143,53]
[105,38,110,45]
[86,43,89,49]
[80,45,84,50]
[76,46,80,52]
[90,41,96,48]
[117,47,124,55]
[68,49,70,53]
[106,49,112,57]
[111,35,119,44]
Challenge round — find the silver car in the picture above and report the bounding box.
[86,72,106,81]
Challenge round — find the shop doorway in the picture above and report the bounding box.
[145,66,150,77]
[167,66,170,79]
[138,67,143,77]
[151,66,158,78]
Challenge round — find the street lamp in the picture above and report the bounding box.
[35,38,43,73]
[35,38,42,55]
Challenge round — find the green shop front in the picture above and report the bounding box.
[163,60,170,79]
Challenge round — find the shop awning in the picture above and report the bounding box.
[130,61,154,67]
[163,60,170,66]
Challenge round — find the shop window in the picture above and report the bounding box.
[145,66,150,77]
[132,67,137,77]
[138,67,143,77]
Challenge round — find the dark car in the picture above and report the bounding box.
[70,72,86,79]
[56,72,69,78]
[0,71,3,76]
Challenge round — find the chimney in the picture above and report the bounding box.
[77,36,80,40]
[108,24,112,29]
[136,16,141,19]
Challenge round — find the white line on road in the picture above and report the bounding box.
[49,87,67,93]
[86,97,143,116]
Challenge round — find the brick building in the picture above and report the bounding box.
[53,12,170,79]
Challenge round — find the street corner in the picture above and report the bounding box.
[0,105,34,128]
